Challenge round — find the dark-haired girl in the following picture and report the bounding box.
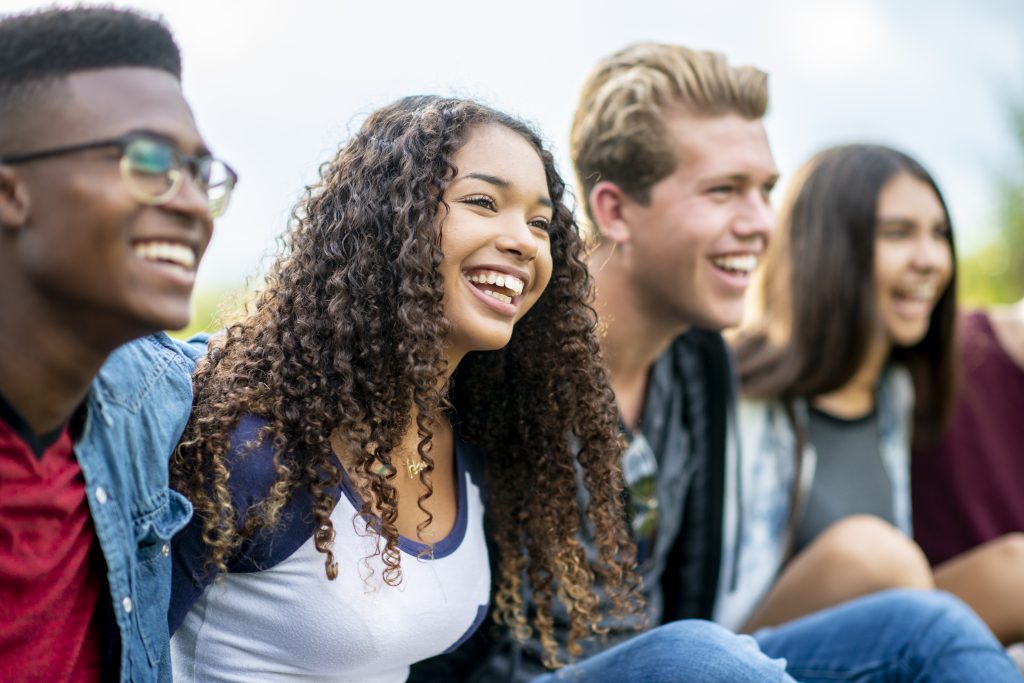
[728,144,1024,649]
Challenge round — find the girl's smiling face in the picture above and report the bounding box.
[873,172,953,348]
[438,123,554,365]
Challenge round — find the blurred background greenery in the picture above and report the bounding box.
[958,95,1024,307]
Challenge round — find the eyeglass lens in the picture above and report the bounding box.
[123,137,179,202]
[122,138,234,217]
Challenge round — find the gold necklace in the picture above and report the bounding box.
[403,457,428,479]
[370,456,428,479]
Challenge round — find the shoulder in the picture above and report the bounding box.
[881,364,914,409]
[94,333,198,410]
[737,395,790,437]
[224,415,341,571]
[672,328,737,413]
[969,307,1024,370]
[220,415,284,515]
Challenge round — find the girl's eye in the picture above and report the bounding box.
[709,185,736,197]
[878,225,910,239]
[463,195,497,211]
[530,218,552,233]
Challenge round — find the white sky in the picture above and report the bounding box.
[3,0,1022,290]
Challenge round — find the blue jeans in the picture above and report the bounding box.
[531,590,1020,682]
[532,619,787,682]
[757,589,1021,682]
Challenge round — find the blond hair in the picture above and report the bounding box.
[571,43,768,228]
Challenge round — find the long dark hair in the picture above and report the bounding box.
[734,144,957,447]
[172,95,642,667]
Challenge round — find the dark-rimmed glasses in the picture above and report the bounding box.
[0,132,238,218]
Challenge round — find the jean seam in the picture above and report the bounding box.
[784,662,889,680]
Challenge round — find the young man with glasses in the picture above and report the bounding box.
[413,42,1023,682]
[0,8,236,682]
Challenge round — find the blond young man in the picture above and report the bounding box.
[409,44,1022,682]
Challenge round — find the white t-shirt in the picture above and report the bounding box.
[171,418,490,683]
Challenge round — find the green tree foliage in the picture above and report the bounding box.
[168,284,250,341]
[959,94,1024,305]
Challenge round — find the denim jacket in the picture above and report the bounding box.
[78,333,201,682]
[715,364,915,630]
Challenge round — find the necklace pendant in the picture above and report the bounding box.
[405,459,428,479]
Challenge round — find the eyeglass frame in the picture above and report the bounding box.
[0,131,238,218]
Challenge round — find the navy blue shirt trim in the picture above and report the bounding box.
[170,414,481,634]
[337,432,473,559]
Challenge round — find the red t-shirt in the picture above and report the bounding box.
[0,398,104,682]
[912,311,1024,565]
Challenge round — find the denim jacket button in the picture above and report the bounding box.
[95,487,108,504]
[122,596,133,614]
[161,544,170,557]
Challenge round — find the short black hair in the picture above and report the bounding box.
[0,6,181,86]
[0,6,181,143]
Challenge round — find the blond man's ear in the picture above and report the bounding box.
[588,180,633,246]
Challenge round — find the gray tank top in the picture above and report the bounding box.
[793,407,895,555]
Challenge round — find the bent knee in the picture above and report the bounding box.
[987,532,1024,564]
[873,588,992,634]
[637,621,786,681]
[812,515,933,589]
[848,589,1003,656]
[652,619,743,650]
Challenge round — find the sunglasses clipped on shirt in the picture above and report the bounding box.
[621,429,660,571]
[0,131,238,218]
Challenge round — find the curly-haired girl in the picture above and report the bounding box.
[167,96,644,681]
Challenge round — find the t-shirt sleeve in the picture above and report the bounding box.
[169,415,338,634]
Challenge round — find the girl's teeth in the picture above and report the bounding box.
[485,290,512,304]
[712,255,757,273]
[466,271,524,295]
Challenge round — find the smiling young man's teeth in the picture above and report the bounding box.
[466,270,525,296]
[711,254,757,274]
[133,241,196,270]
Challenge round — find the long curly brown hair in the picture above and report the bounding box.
[172,95,643,667]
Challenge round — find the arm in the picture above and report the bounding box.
[168,415,339,633]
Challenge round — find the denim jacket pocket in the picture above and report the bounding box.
[133,489,193,669]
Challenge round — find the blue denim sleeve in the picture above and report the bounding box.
[84,333,197,681]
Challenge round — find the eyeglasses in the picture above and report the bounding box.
[0,132,238,218]
[621,430,660,571]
